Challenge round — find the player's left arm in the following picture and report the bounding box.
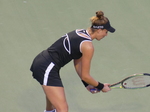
[74,57,98,93]
[74,41,98,86]
[74,58,82,78]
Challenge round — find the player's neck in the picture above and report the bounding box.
[87,28,95,40]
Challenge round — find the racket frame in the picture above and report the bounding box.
[90,73,150,92]
[110,73,150,89]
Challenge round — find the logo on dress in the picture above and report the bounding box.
[63,34,71,54]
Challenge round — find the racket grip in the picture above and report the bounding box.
[90,88,100,92]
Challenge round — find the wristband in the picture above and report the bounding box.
[96,82,104,90]
[81,80,89,87]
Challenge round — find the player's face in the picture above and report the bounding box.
[96,29,108,41]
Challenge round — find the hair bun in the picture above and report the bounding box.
[96,11,104,19]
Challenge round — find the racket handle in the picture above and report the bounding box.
[90,88,100,92]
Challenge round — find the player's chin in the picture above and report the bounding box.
[96,38,102,41]
[97,37,105,41]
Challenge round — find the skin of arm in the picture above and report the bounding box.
[74,41,111,93]
[74,41,98,87]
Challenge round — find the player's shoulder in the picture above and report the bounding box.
[81,40,94,53]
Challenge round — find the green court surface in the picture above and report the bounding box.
[1,0,150,112]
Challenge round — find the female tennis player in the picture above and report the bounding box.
[30,10,115,112]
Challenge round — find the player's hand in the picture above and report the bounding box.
[86,85,100,94]
[101,83,111,92]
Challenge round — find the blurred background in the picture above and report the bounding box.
[0,0,150,112]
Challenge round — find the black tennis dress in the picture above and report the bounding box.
[30,29,92,87]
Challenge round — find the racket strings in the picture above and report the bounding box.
[123,75,150,89]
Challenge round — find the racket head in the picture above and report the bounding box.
[121,73,150,89]
[91,73,150,91]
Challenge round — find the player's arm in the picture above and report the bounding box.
[74,41,110,92]
[74,57,82,78]
[79,41,99,87]
[74,41,99,86]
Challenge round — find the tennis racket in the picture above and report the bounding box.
[91,73,150,92]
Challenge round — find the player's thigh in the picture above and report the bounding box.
[42,85,68,111]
